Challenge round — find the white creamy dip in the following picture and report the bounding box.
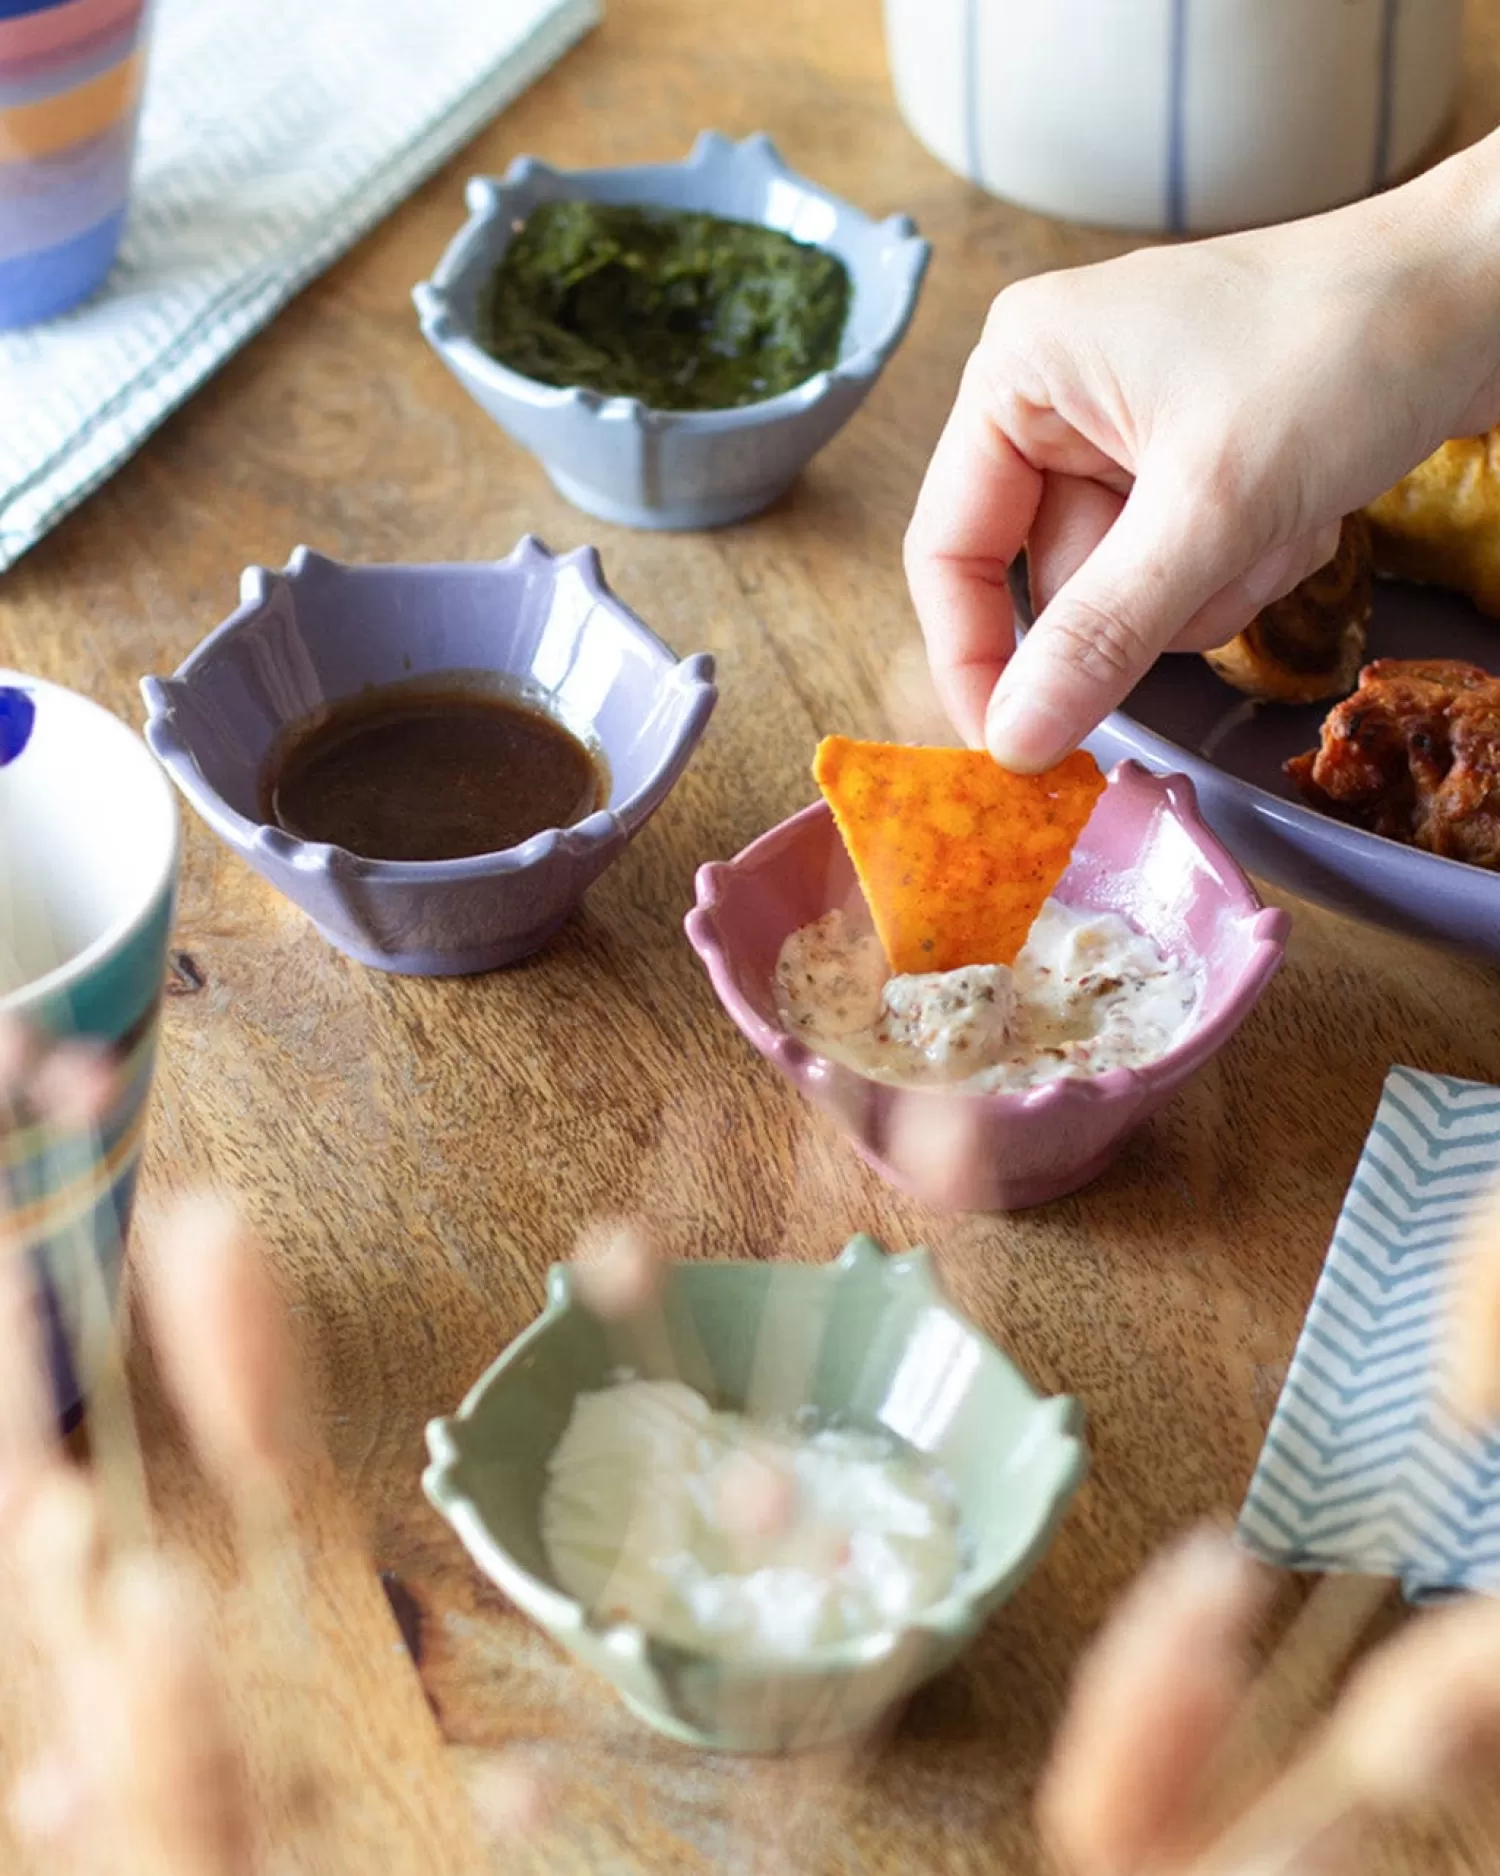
[540,1379,963,1658]
[774,900,1199,1090]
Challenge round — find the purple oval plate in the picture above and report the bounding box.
[1011,569,1500,962]
[686,762,1289,1212]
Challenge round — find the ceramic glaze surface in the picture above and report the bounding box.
[423,1236,1087,1752]
[141,537,716,975]
[0,0,152,326]
[687,764,1288,1212]
[412,131,929,530]
[883,0,1462,233]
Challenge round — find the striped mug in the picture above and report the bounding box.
[0,0,152,327]
[1,673,177,1420]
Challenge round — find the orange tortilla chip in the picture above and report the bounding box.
[813,737,1106,974]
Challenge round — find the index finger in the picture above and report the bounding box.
[903,358,1044,747]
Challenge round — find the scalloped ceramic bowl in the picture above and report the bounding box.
[140,537,715,975]
[412,130,930,530]
[686,763,1290,1212]
[424,1234,1086,1753]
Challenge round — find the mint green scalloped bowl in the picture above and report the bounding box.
[423,1236,1086,1752]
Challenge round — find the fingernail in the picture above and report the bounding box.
[984,690,1070,774]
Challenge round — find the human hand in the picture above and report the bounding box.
[0,1016,116,1142]
[0,1024,549,1873]
[905,135,1500,771]
[1038,1528,1500,1876]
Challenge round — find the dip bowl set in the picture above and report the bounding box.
[101,134,1292,1748]
[143,130,1290,1196]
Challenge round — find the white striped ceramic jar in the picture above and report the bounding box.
[883,0,1465,234]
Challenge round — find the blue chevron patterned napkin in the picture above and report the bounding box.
[0,0,599,573]
[1238,1066,1500,1601]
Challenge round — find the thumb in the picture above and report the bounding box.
[985,476,1259,771]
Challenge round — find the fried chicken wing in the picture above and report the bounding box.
[1204,514,1372,703]
[1286,658,1500,868]
[1365,432,1500,617]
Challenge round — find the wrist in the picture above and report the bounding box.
[1375,130,1500,435]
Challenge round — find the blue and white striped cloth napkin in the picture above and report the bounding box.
[1239,1066,1500,1601]
[0,0,598,573]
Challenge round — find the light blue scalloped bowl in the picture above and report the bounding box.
[412,131,930,530]
[423,1234,1086,1752]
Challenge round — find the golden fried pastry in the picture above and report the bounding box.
[1203,514,1372,703]
[1365,431,1500,617]
[1286,657,1500,869]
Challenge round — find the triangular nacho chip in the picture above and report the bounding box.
[813,737,1106,974]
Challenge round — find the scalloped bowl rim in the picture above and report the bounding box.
[140,536,717,885]
[413,129,931,429]
[685,764,1291,1120]
[423,1237,1088,1674]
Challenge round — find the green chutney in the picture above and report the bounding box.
[476,200,851,412]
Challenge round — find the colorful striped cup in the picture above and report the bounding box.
[1,673,178,1421]
[0,0,151,327]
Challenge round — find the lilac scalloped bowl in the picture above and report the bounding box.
[141,538,716,976]
[685,762,1289,1211]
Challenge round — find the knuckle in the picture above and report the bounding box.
[1176,442,1255,518]
[981,276,1045,347]
[901,513,928,582]
[1041,592,1155,691]
[902,496,943,576]
[1164,439,1291,556]
[978,278,1061,393]
[1310,517,1343,571]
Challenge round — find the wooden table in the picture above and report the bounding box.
[4,2,1500,1869]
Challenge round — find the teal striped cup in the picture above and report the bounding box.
[1,671,177,1420]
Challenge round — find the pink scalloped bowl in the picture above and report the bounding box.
[685,761,1290,1211]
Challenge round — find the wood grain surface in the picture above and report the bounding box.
[3,1,1500,1869]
